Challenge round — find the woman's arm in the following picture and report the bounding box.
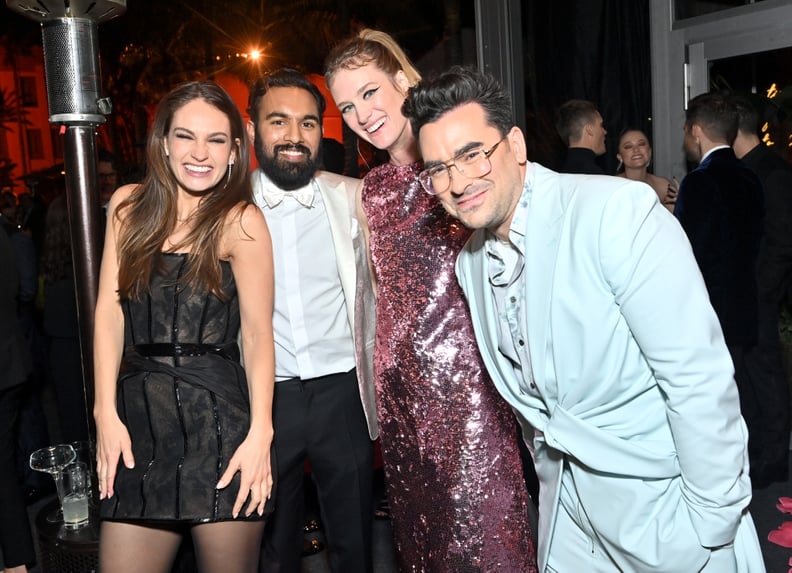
[93,184,137,499]
[217,203,275,518]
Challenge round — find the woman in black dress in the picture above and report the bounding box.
[93,81,275,572]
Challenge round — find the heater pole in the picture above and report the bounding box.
[62,126,102,424]
[6,0,126,440]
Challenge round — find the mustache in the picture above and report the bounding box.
[274,143,312,158]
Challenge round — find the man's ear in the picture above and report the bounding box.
[507,125,528,164]
[691,123,703,139]
[246,120,256,144]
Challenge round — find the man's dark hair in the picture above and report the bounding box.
[555,99,600,145]
[402,65,513,138]
[685,92,738,145]
[247,68,326,125]
[98,148,117,170]
[321,137,345,175]
[729,94,761,137]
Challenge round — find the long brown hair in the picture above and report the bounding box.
[324,29,421,91]
[115,81,252,301]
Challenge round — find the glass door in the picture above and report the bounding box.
[710,46,792,164]
[649,0,792,179]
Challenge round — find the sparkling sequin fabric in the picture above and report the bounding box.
[363,162,537,572]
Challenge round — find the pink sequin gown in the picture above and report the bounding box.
[363,162,537,572]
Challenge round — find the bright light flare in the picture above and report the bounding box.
[250,50,261,60]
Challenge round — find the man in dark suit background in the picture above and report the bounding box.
[555,99,607,174]
[0,228,36,571]
[675,92,765,488]
[730,94,792,488]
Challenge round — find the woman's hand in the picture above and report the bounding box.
[216,429,273,518]
[665,176,679,205]
[95,412,134,500]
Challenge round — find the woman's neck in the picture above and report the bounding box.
[387,127,421,167]
[623,164,648,182]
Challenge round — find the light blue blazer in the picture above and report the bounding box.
[456,164,764,572]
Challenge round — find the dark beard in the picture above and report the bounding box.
[255,138,322,191]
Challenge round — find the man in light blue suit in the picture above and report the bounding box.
[403,66,764,572]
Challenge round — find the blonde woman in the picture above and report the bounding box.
[325,30,537,571]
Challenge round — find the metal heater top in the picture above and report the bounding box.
[6,0,126,22]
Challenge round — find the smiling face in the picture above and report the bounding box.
[328,62,412,153]
[162,98,236,195]
[247,86,322,190]
[617,129,652,169]
[418,102,526,241]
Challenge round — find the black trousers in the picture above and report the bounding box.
[262,369,373,573]
[738,300,791,465]
[0,384,36,569]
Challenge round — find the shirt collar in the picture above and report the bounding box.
[255,169,316,209]
[484,164,533,285]
[699,144,730,165]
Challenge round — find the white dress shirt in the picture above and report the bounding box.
[252,169,356,382]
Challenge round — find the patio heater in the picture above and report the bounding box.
[6,0,126,431]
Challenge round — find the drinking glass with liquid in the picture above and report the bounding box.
[61,461,90,529]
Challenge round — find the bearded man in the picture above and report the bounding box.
[247,68,377,573]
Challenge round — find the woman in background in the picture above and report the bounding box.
[616,127,678,211]
[325,29,537,571]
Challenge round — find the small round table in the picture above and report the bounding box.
[35,498,99,573]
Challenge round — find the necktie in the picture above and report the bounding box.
[260,185,315,208]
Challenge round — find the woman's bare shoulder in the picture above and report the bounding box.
[106,183,140,220]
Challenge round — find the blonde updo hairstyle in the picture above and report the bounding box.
[324,28,421,93]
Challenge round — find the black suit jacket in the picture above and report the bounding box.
[0,230,32,391]
[675,147,764,347]
[559,147,605,174]
[741,143,792,307]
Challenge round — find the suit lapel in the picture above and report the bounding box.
[317,175,356,319]
[524,165,565,401]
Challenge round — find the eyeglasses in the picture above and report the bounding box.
[418,136,507,195]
